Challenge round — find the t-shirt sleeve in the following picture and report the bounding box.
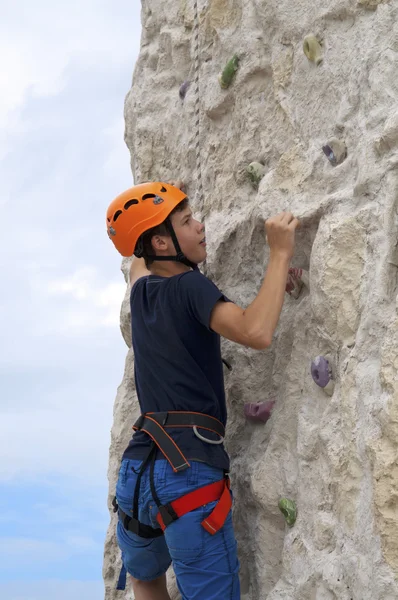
[177,270,232,330]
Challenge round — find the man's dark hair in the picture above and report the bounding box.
[138,198,189,269]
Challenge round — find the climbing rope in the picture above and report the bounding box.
[192,0,204,215]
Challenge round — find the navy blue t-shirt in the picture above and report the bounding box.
[122,270,232,471]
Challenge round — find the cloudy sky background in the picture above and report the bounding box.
[0,1,141,598]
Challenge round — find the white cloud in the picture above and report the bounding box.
[0,0,141,156]
[0,35,66,129]
[39,266,127,333]
[48,267,98,300]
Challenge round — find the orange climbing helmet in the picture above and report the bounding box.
[106,182,187,257]
[106,182,198,269]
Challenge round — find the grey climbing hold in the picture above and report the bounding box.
[285,268,309,299]
[303,35,323,65]
[219,54,240,89]
[278,498,297,527]
[357,0,384,9]
[179,80,190,100]
[311,355,335,395]
[222,357,232,370]
[322,139,347,166]
[244,400,275,423]
[247,162,266,187]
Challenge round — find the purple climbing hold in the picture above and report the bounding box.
[244,400,275,423]
[311,355,335,395]
[322,139,347,166]
[311,355,330,387]
[322,145,336,165]
[179,80,190,100]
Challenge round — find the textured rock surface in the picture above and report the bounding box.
[104,1,398,598]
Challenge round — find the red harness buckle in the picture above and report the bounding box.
[156,477,232,535]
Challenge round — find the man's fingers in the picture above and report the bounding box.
[288,217,301,230]
[169,179,184,190]
[280,211,294,223]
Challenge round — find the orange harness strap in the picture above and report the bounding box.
[156,477,232,535]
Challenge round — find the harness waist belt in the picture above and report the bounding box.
[132,411,225,473]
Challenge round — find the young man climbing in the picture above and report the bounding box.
[106,181,300,600]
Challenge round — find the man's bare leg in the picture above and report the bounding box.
[131,573,171,600]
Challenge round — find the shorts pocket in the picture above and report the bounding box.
[196,463,225,484]
[164,500,218,560]
[116,519,154,551]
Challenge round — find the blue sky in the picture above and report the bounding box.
[0,1,141,598]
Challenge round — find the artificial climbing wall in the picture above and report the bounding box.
[103,0,398,598]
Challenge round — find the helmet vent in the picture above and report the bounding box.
[160,186,167,192]
[124,199,139,209]
[113,210,123,222]
[142,193,156,201]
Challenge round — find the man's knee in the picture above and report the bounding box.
[131,573,166,590]
[131,575,155,587]
[130,574,170,600]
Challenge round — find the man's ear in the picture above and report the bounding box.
[151,234,168,251]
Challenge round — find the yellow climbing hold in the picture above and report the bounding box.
[358,0,385,8]
[303,35,323,65]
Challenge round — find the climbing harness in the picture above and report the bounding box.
[113,411,232,541]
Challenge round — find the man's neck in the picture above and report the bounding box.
[149,262,192,278]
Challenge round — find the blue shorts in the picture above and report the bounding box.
[115,457,240,600]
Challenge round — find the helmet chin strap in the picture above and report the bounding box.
[146,218,199,271]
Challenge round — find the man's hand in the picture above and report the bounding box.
[129,256,151,288]
[168,180,185,191]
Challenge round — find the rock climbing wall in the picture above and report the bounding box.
[103,0,398,598]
